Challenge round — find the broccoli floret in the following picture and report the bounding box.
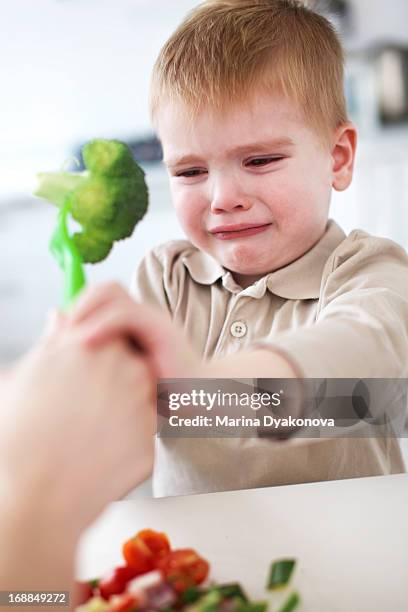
[34,139,148,263]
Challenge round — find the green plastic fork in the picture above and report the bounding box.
[49,198,86,309]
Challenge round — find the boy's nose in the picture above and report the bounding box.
[210,182,252,214]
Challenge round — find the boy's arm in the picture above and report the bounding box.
[69,283,299,380]
[117,242,299,379]
[71,233,408,382]
[251,231,408,380]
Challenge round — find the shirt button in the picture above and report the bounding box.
[230,321,247,338]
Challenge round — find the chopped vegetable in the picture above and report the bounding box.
[109,593,139,612]
[138,529,171,559]
[266,560,296,590]
[122,529,170,574]
[157,549,210,593]
[75,528,300,612]
[127,570,163,596]
[98,566,140,601]
[276,591,300,612]
[215,584,248,603]
[181,587,202,604]
[76,596,109,612]
[185,589,222,612]
[143,581,177,609]
[122,536,155,574]
[240,602,268,612]
[89,579,100,589]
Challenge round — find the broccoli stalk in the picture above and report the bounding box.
[34,139,149,307]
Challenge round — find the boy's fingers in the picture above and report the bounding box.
[78,307,176,377]
[70,281,128,324]
[80,307,168,350]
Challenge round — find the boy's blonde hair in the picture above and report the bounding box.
[149,0,348,142]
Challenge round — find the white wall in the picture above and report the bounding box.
[347,0,408,50]
[0,0,198,197]
[0,0,197,146]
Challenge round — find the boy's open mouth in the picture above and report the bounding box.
[209,223,272,240]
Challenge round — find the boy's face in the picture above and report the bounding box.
[158,91,335,286]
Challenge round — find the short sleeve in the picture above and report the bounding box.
[130,240,194,316]
[254,231,408,379]
[130,248,171,312]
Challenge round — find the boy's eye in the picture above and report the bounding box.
[246,156,284,167]
[175,168,207,178]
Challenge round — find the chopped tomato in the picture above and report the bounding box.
[157,549,209,593]
[98,566,140,600]
[123,537,155,574]
[137,529,171,560]
[123,529,171,572]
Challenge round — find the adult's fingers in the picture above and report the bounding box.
[40,309,67,342]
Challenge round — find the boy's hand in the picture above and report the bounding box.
[69,282,201,379]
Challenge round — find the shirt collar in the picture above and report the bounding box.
[181,219,346,300]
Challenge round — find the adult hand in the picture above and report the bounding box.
[0,324,155,541]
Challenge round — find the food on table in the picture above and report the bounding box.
[123,529,171,572]
[75,529,299,612]
[156,549,210,593]
[276,591,300,612]
[267,560,296,590]
[98,567,141,600]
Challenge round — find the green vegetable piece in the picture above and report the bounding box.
[182,587,202,604]
[35,172,85,207]
[35,139,148,265]
[186,589,222,612]
[267,559,296,590]
[83,138,137,177]
[214,584,249,603]
[73,228,113,264]
[276,591,300,612]
[237,601,268,612]
[34,138,149,306]
[199,590,222,612]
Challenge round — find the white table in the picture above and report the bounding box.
[77,474,408,612]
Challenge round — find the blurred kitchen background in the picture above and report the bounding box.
[1,0,408,362]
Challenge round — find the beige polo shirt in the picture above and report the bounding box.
[131,219,408,497]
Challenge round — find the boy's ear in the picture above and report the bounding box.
[331,122,358,191]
